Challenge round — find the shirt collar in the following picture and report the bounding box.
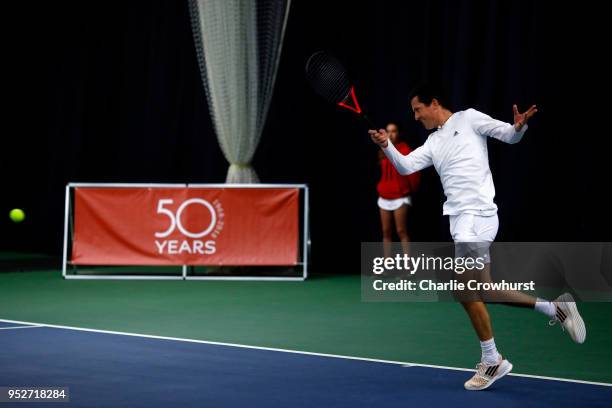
[437,112,458,130]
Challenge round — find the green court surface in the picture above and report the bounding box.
[0,271,610,384]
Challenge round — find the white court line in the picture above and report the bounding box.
[1,318,610,388]
[0,325,43,330]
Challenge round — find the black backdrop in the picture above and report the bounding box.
[3,0,609,271]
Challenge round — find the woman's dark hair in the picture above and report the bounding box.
[386,121,404,133]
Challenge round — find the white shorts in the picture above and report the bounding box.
[377,196,412,211]
[449,213,499,263]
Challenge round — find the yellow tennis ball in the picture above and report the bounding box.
[9,208,25,223]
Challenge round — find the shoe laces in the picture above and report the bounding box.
[469,363,491,386]
[548,302,563,328]
[549,316,565,331]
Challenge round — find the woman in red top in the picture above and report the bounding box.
[377,122,420,254]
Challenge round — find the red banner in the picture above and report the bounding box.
[72,187,299,265]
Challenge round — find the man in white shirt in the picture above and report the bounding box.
[369,83,586,391]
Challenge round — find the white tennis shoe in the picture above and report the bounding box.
[464,356,513,391]
[550,293,587,344]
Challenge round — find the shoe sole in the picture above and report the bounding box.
[465,362,513,391]
[558,294,587,344]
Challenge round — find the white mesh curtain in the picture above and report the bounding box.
[189,0,291,183]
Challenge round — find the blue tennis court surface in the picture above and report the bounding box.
[1,320,610,407]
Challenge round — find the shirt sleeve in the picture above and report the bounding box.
[382,139,433,175]
[468,108,527,144]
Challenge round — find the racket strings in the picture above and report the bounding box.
[305,51,351,104]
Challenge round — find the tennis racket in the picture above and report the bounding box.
[305,51,377,128]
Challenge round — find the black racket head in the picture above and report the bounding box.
[305,51,351,105]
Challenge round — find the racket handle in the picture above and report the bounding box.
[361,114,378,129]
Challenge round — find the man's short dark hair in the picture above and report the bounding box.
[408,82,451,109]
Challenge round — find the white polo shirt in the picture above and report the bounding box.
[382,108,527,216]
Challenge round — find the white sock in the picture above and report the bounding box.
[534,298,556,318]
[480,337,501,365]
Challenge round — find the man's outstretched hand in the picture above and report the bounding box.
[513,104,538,131]
[369,129,389,148]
